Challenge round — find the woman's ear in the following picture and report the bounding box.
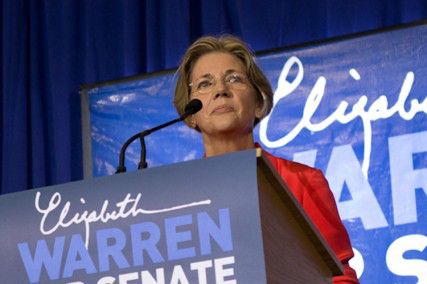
[255,98,264,119]
[190,115,197,128]
[254,90,266,119]
[255,106,263,119]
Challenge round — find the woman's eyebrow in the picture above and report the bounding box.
[194,69,243,80]
[194,73,213,80]
[224,69,241,75]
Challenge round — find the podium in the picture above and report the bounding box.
[0,149,342,283]
[256,149,343,283]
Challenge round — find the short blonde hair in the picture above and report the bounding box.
[174,35,273,128]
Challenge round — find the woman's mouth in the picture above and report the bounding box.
[212,105,234,114]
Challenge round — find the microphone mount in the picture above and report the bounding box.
[115,99,202,174]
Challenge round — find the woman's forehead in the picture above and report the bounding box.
[191,52,245,78]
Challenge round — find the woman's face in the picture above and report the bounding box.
[189,52,261,137]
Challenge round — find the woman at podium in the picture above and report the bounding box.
[173,35,358,283]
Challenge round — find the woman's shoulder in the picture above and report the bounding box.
[259,148,330,199]
[261,148,322,176]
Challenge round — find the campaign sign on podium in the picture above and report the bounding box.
[0,150,268,283]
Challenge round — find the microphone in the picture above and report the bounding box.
[184,99,203,116]
[115,99,202,173]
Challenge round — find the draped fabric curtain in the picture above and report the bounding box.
[2,0,427,195]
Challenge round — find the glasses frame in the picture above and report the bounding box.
[189,71,250,95]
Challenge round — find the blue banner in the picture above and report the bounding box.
[84,24,427,283]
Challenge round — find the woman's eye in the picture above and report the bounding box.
[227,74,242,83]
[197,80,212,89]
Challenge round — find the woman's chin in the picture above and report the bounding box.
[206,124,251,137]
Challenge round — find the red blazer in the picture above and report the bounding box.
[263,149,359,283]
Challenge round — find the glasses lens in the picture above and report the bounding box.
[190,73,248,94]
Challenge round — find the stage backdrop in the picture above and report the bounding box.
[81,23,427,283]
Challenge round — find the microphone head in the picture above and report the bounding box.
[184,99,203,115]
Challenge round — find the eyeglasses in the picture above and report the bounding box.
[189,72,249,95]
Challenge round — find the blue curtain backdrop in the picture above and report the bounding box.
[2,0,427,195]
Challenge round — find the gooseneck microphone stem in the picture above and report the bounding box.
[115,99,202,174]
[138,134,147,170]
[115,116,187,174]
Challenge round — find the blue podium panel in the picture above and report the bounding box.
[0,150,266,283]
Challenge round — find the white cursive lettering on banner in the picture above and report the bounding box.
[35,191,211,248]
[259,56,427,178]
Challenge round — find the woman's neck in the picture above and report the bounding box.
[202,132,255,157]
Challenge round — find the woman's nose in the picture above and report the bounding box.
[213,80,231,99]
[214,91,231,99]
